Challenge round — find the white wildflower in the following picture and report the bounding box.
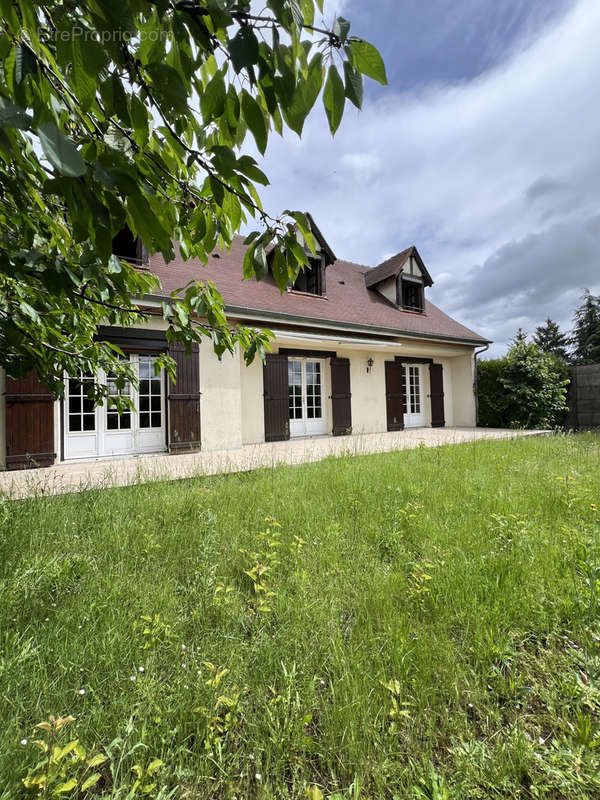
[20,738,28,746]
[255,773,262,782]
[77,688,85,696]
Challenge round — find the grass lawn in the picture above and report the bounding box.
[1,434,600,799]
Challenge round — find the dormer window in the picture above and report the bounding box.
[292,256,326,296]
[365,245,433,313]
[112,228,148,266]
[400,276,424,312]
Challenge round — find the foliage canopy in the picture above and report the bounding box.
[0,0,386,397]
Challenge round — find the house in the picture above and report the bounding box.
[1,219,490,469]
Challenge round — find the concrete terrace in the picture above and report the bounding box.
[0,427,549,499]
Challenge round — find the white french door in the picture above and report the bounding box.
[288,358,328,437]
[63,354,166,460]
[402,365,425,428]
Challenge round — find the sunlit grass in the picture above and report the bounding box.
[1,433,600,798]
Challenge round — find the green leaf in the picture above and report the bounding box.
[38,123,87,177]
[86,753,108,768]
[236,155,269,186]
[343,61,363,109]
[241,90,267,154]
[299,0,314,26]
[0,100,30,129]
[271,246,288,290]
[14,42,37,85]
[81,773,101,791]
[243,242,257,279]
[322,65,345,134]
[56,778,78,793]
[333,17,351,44]
[19,301,39,322]
[71,37,96,111]
[201,70,226,121]
[229,27,259,73]
[130,95,149,143]
[348,39,388,85]
[145,63,188,114]
[285,53,323,136]
[146,758,164,775]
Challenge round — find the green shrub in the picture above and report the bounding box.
[478,343,570,428]
[477,358,507,427]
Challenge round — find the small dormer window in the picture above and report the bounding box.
[292,256,325,296]
[112,228,148,266]
[400,276,424,312]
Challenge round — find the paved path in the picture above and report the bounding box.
[0,428,549,499]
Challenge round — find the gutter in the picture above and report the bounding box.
[473,343,490,425]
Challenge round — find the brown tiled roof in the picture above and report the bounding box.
[147,236,489,345]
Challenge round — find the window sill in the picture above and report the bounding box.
[286,289,329,300]
[400,307,426,315]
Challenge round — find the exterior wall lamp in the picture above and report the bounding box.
[366,357,374,373]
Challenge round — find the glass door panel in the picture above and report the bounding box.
[64,374,99,459]
[288,358,327,437]
[403,365,425,427]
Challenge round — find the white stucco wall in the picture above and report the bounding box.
[377,277,397,306]
[199,342,243,451]
[450,352,476,426]
[240,354,264,445]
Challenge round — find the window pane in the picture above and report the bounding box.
[151,379,161,396]
[107,414,118,430]
[140,412,150,428]
[140,396,149,412]
[69,415,81,432]
[83,414,95,431]
[151,413,161,428]
[121,413,131,429]
[139,380,149,396]
[69,397,81,414]
[151,396,161,411]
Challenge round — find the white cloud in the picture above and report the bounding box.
[255,0,600,355]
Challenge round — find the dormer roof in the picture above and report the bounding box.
[304,212,336,266]
[364,245,433,289]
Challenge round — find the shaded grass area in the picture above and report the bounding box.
[1,433,600,798]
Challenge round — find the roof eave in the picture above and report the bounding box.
[218,303,492,347]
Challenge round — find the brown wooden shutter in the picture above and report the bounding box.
[429,363,445,428]
[168,342,201,452]
[5,372,55,469]
[385,360,405,431]
[263,354,289,442]
[331,357,352,436]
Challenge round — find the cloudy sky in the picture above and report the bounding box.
[254,0,600,355]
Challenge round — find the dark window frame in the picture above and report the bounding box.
[291,254,326,296]
[397,275,425,313]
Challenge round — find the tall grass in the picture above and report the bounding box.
[1,433,600,798]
